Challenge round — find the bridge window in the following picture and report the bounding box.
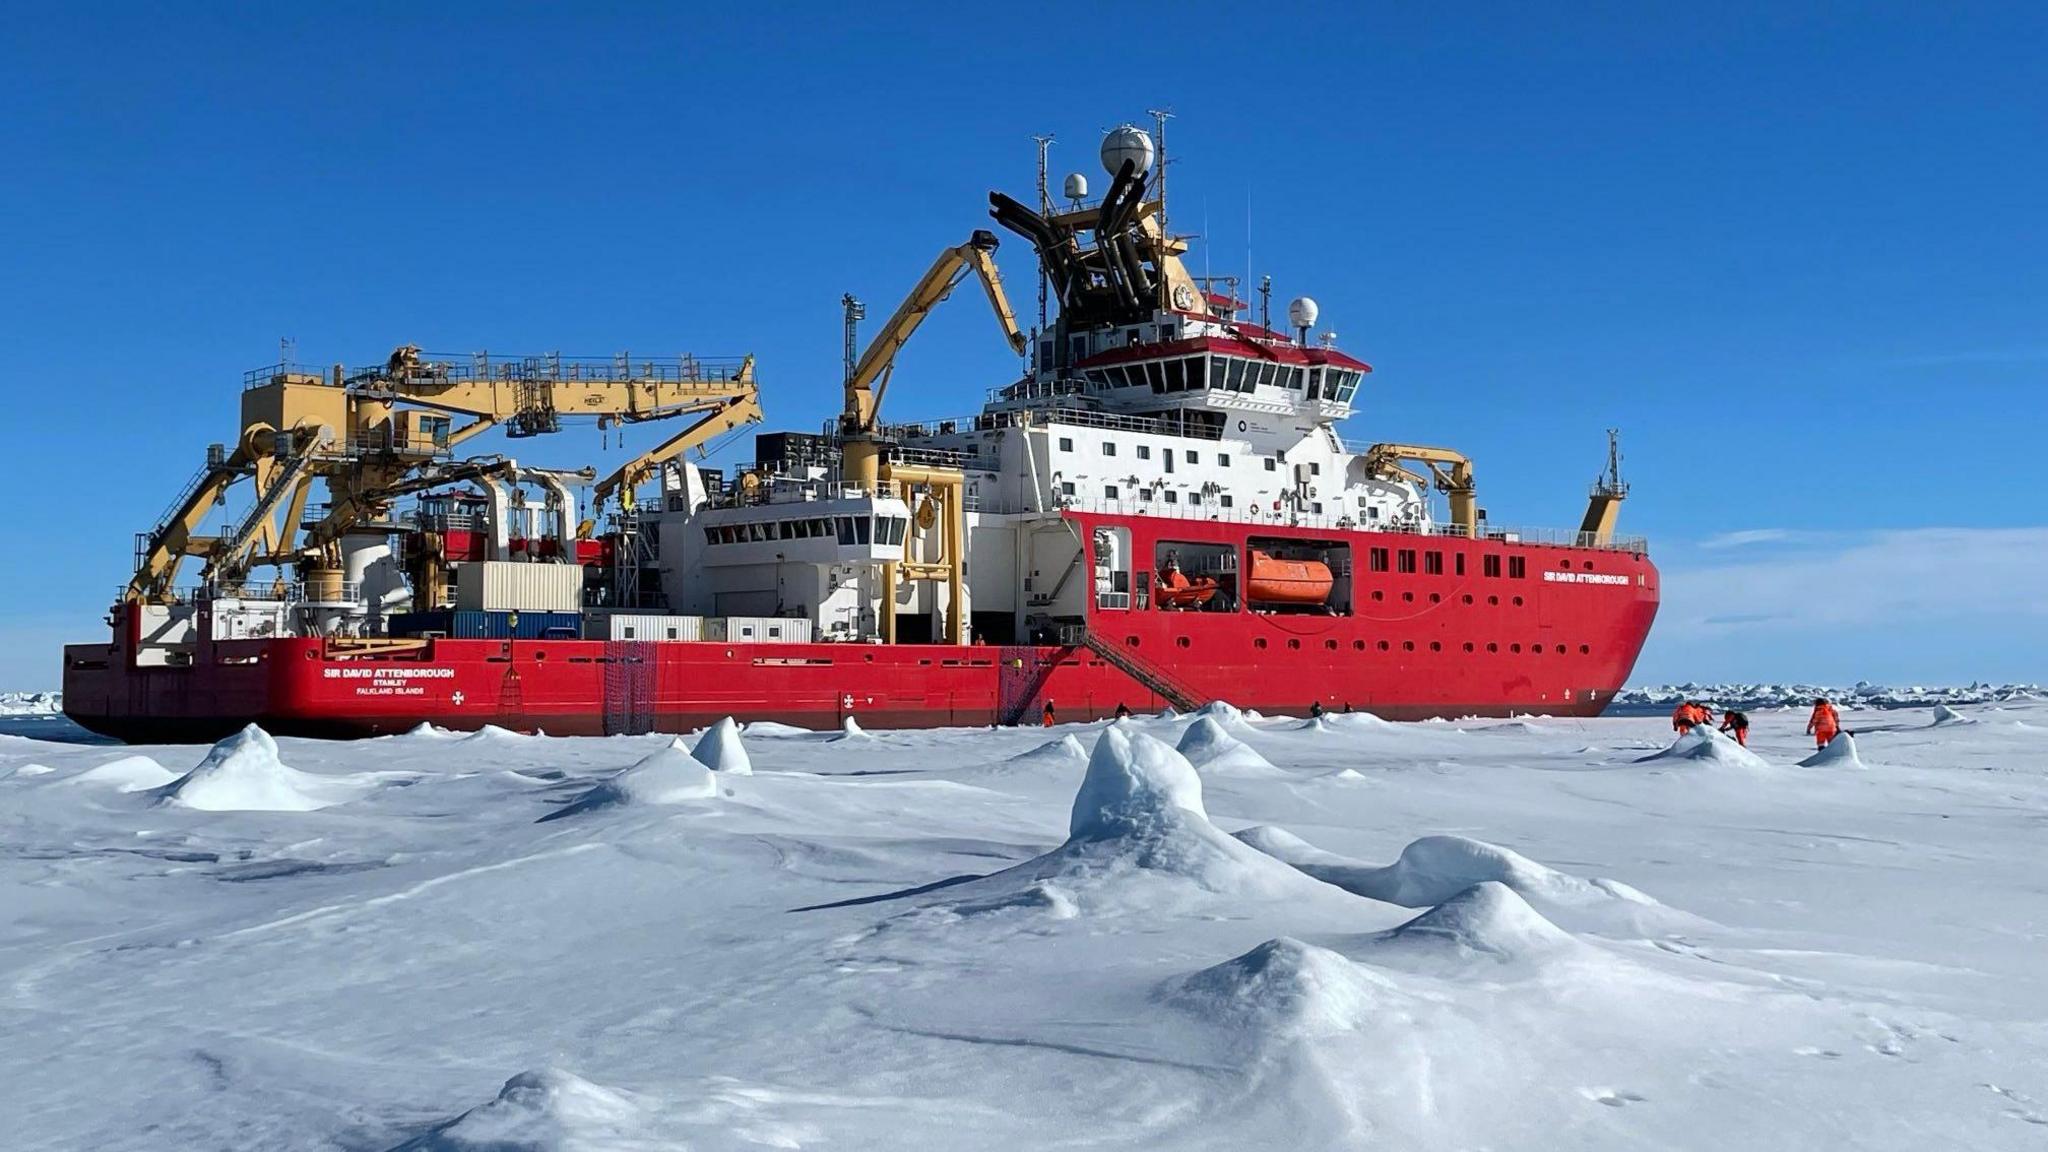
[1209,357,1227,390]
[1226,359,1249,392]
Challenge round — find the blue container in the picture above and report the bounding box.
[389,610,583,640]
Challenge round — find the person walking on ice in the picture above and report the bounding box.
[1806,697,1840,750]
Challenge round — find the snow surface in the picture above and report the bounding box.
[5,699,2048,1148]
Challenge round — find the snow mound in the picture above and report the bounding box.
[1379,881,1578,961]
[390,1067,645,1151]
[153,726,367,812]
[1175,716,1283,776]
[1006,734,1089,767]
[401,722,458,739]
[1192,700,1251,729]
[7,762,55,779]
[1168,936,1402,1039]
[1931,704,1977,727]
[1236,828,1660,911]
[742,720,815,737]
[67,754,177,792]
[1799,732,1866,769]
[1070,725,1206,837]
[831,715,868,741]
[461,724,529,744]
[543,740,718,820]
[1634,724,1771,771]
[691,717,752,775]
[1317,711,1396,731]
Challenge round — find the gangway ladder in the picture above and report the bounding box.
[1072,627,1207,713]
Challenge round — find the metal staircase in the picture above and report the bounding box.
[210,447,316,576]
[1068,626,1207,713]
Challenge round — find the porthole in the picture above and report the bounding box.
[1372,590,1385,602]
[1377,640,1390,652]
[1402,591,1414,602]
[1558,559,1571,569]
[1510,643,1522,654]
[1402,640,1415,652]
[1255,637,1268,649]
[1487,642,1498,653]
[863,652,874,662]
[1429,641,1441,652]
[1582,560,1594,570]
[1462,641,1475,653]
[1353,639,1366,651]
[1462,594,1473,605]
[1512,596,1524,607]
[1324,639,1338,651]
[1579,644,1590,655]
[1429,593,1441,604]
[1487,595,1499,606]
[1287,638,1301,650]
[1176,636,1191,649]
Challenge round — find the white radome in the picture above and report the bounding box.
[1288,296,1320,330]
[1100,125,1155,177]
[1063,172,1089,201]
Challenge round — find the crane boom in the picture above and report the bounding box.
[843,229,1024,436]
[1362,442,1479,534]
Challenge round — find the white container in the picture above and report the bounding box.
[705,616,814,644]
[453,561,584,612]
[590,613,704,642]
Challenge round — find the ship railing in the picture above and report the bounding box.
[242,361,334,389]
[981,496,1649,554]
[344,351,750,387]
[185,580,366,605]
[969,406,1226,441]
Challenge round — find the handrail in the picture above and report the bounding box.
[978,496,1649,553]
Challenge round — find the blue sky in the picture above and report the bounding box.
[2,3,2043,689]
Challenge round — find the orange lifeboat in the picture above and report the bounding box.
[1155,559,1219,610]
[1246,549,1334,607]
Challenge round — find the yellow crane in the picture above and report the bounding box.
[127,351,761,604]
[836,229,1026,644]
[1361,443,1480,534]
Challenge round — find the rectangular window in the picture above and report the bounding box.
[623,626,637,640]
[1508,556,1526,579]
[1104,484,1119,500]
[1163,359,1186,392]
[1264,458,1278,472]
[1059,481,1075,496]
[1483,554,1502,578]
[1225,358,1247,392]
[837,517,857,545]
[1309,462,1321,476]
[1424,551,1444,575]
[1370,548,1390,572]
[1102,442,1116,457]
[1397,549,1417,574]
[1220,494,1234,508]
[1311,501,1322,514]
[1138,489,1152,503]
[1208,357,1226,390]
[1455,553,1467,576]
[1164,452,1176,474]
[1185,450,1198,463]
[1136,445,1151,460]
[1145,361,1166,392]
[1306,366,1324,400]
[1058,436,1073,452]
[1218,453,1231,467]
[855,517,872,545]
[1188,491,1202,506]
[1163,490,1178,504]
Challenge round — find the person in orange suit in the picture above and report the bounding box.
[1806,697,1840,749]
[1719,708,1751,747]
[1672,701,1699,734]
[1041,701,1057,727]
[1694,701,1717,730]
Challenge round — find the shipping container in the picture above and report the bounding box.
[387,610,583,640]
[584,613,704,642]
[704,616,814,644]
[453,561,584,612]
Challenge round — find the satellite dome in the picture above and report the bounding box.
[1063,172,1089,201]
[1287,296,1320,330]
[1100,125,1155,177]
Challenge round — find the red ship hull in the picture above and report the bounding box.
[63,516,1658,741]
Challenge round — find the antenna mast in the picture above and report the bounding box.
[841,294,866,388]
[1032,133,1054,335]
[1147,107,1174,310]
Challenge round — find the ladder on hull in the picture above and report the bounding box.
[1069,626,1206,713]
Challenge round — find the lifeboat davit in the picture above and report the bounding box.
[1246,549,1333,607]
